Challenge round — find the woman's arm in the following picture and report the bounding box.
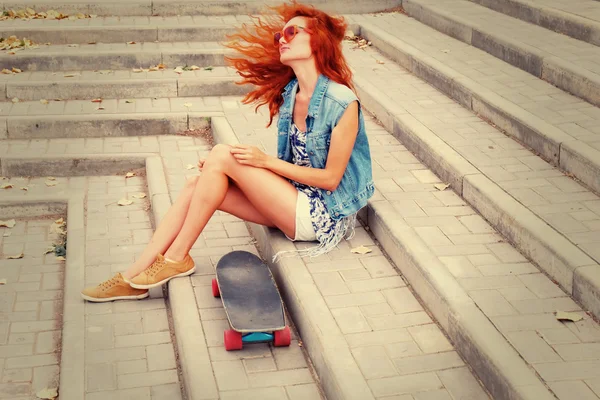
[231,101,360,192]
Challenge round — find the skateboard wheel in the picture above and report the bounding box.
[274,326,291,347]
[212,279,220,297]
[224,329,243,351]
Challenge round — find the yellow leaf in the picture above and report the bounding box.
[40,99,49,104]
[118,198,133,206]
[185,164,195,170]
[125,172,136,178]
[7,253,24,259]
[1,69,11,74]
[1,183,13,189]
[55,217,64,224]
[0,219,16,228]
[132,193,147,199]
[36,387,58,399]
[555,311,583,322]
[183,103,192,108]
[190,65,200,70]
[11,97,19,103]
[12,67,22,73]
[350,245,372,255]
[434,183,450,191]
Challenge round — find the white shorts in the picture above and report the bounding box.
[286,191,317,242]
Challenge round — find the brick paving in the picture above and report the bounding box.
[346,14,600,264]
[0,217,63,399]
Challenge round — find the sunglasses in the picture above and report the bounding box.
[274,25,311,47]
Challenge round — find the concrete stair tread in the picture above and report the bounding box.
[410,0,600,76]
[473,0,600,26]
[341,29,600,319]
[353,12,600,193]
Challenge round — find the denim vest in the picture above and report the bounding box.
[276,74,374,219]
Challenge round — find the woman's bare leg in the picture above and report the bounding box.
[163,144,298,262]
[122,144,296,279]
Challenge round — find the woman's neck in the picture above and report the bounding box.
[292,61,319,102]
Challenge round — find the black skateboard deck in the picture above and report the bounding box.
[215,251,285,332]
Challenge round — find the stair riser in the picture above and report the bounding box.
[5,78,249,101]
[1,0,402,16]
[0,27,236,45]
[3,52,226,72]
[5,113,215,139]
[0,155,147,177]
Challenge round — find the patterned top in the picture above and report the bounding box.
[274,123,356,261]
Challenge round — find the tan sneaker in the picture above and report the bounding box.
[129,253,196,289]
[81,273,149,302]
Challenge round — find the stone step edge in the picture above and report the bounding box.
[145,152,219,400]
[0,0,401,17]
[2,75,247,101]
[211,116,375,400]
[1,112,222,140]
[352,60,600,320]
[469,0,600,47]
[0,194,86,400]
[357,20,600,198]
[401,0,600,108]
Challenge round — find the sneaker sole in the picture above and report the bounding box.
[129,265,196,289]
[81,291,149,303]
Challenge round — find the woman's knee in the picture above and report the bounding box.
[185,175,200,189]
[204,144,235,172]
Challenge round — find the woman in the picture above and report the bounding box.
[81,1,374,302]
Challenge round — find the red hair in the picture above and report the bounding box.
[224,1,354,126]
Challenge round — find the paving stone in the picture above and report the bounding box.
[325,291,386,309]
[393,351,464,375]
[117,369,178,390]
[331,307,372,334]
[414,389,453,400]
[518,274,567,298]
[86,347,146,365]
[243,357,277,373]
[117,359,147,375]
[212,360,250,391]
[35,331,59,354]
[147,343,176,371]
[554,343,600,362]
[369,372,443,397]
[352,345,398,379]
[468,290,518,316]
[383,287,424,314]
[247,368,315,388]
[115,332,171,348]
[285,383,323,400]
[506,331,563,364]
[150,383,183,400]
[272,341,306,370]
[2,368,32,383]
[407,325,453,354]
[220,387,287,400]
[549,381,599,400]
[142,308,169,333]
[313,272,350,296]
[86,363,117,392]
[437,367,490,399]
[86,387,151,400]
[361,256,398,278]
[346,329,413,348]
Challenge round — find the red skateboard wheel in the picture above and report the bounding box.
[274,326,291,347]
[212,278,220,297]
[224,329,243,351]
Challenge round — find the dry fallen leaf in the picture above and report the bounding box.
[36,387,58,399]
[376,60,385,64]
[45,180,58,187]
[44,246,55,255]
[555,310,583,322]
[174,66,184,74]
[11,97,19,103]
[63,73,77,78]
[91,98,102,103]
[12,67,22,73]
[132,68,143,73]
[1,183,14,189]
[132,193,147,199]
[125,172,136,178]
[1,69,11,74]
[118,198,133,206]
[351,245,372,255]
[40,99,49,104]
[97,107,105,110]
[185,164,195,170]
[0,219,16,228]
[67,44,78,47]
[55,256,66,261]
[125,100,134,103]
[183,103,192,108]
[190,65,200,70]
[98,70,112,75]
[127,41,136,44]
[20,186,28,191]
[0,279,6,285]
[55,217,64,224]
[7,253,24,259]
[434,183,450,191]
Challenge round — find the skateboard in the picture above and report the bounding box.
[212,250,291,351]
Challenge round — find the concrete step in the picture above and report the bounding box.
[1,68,246,101]
[0,41,228,72]
[0,96,227,139]
[469,0,600,46]
[341,22,600,320]
[351,12,600,196]
[0,0,401,16]
[400,0,600,109]
[0,16,241,45]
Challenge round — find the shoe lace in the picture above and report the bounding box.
[99,275,120,291]
[147,257,166,276]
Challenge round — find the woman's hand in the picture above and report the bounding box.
[197,159,205,171]
[230,144,270,168]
